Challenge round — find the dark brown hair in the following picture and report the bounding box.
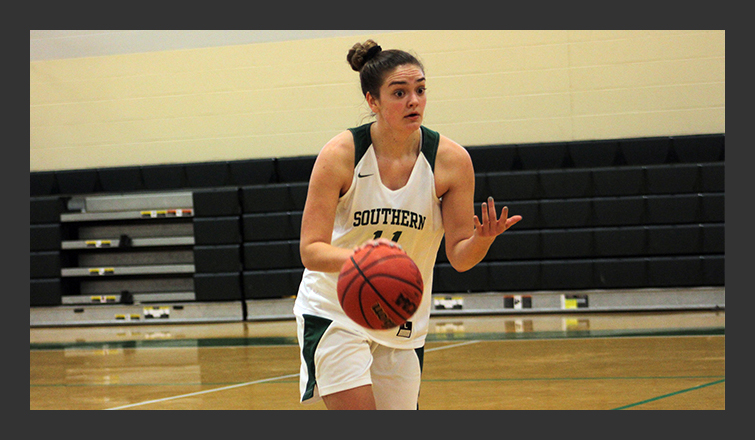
[347,39,425,98]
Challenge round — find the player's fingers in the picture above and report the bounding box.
[480,200,490,231]
[487,197,498,223]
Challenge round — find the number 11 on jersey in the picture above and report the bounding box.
[373,230,403,242]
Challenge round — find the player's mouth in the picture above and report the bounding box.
[405,112,421,120]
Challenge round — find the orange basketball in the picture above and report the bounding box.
[337,242,424,330]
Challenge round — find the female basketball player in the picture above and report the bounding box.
[293,39,521,410]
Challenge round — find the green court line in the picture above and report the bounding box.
[428,327,724,342]
[30,327,724,351]
[611,378,725,410]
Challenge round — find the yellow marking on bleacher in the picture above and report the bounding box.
[85,240,113,247]
[88,268,115,275]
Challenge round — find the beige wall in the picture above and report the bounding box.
[30,30,725,172]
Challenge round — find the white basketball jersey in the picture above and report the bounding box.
[294,123,445,349]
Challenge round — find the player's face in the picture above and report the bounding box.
[369,64,427,132]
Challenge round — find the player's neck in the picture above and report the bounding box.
[371,122,420,160]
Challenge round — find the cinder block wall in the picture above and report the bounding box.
[30,30,725,172]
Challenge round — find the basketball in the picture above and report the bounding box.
[337,241,424,330]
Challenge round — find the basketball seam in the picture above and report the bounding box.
[351,257,414,325]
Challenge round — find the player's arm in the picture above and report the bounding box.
[299,131,357,273]
[436,137,521,272]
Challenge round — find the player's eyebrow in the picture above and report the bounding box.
[388,77,426,87]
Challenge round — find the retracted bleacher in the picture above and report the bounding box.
[30,135,724,325]
[432,134,725,314]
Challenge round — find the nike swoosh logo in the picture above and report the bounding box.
[358,173,374,178]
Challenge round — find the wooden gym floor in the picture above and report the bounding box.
[30,310,725,410]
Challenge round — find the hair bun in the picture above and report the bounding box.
[347,40,382,72]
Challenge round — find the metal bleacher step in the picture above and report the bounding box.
[61,236,195,249]
[61,291,196,305]
[61,264,195,277]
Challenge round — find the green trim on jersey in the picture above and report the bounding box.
[348,123,440,172]
[301,314,333,401]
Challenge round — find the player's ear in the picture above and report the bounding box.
[366,91,380,113]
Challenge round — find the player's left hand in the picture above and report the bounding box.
[473,197,522,238]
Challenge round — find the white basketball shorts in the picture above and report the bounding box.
[296,313,424,410]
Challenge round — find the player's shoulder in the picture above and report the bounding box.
[319,130,356,162]
[435,133,472,167]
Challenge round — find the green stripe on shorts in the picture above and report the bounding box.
[301,314,333,401]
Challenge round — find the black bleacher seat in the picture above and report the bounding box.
[55,169,101,195]
[194,272,242,301]
[467,145,518,173]
[504,200,540,230]
[592,167,645,196]
[435,238,449,263]
[98,166,144,193]
[701,255,724,286]
[644,164,700,195]
[593,226,646,257]
[701,223,725,254]
[193,188,240,217]
[539,169,592,199]
[701,193,725,223]
[645,194,701,225]
[539,199,592,228]
[242,212,300,242]
[645,225,702,256]
[193,217,241,245]
[474,174,488,203]
[275,156,316,183]
[242,185,291,213]
[243,269,304,299]
[243,241,301,270]
[672,134,725,163]
[593,258,647,289]
[618,138,672,165]
[488,261,541,292]
[141,164,187,190]
[540,260,593,290]
[592,196,645,227]
[30,171,58,196]
[486,230,541,261]
[540,228,594,259]
[432,263,489,293]
[193,245,241,273]
[517,142,569,170]
[487,171,539,201]
[700,163,724,192]
[30,224,61,251]
[568,140,620,168]
[30,196,66,224]
[290,183,309,211]
[30,251,61,279]
[30,278,62,306]
[229,158,276,186]
[241,183,308,213]
[646,256,703,287]
[185,162,232,188]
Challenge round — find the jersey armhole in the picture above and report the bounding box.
[420,126,440,172]
[348,122,374,168]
